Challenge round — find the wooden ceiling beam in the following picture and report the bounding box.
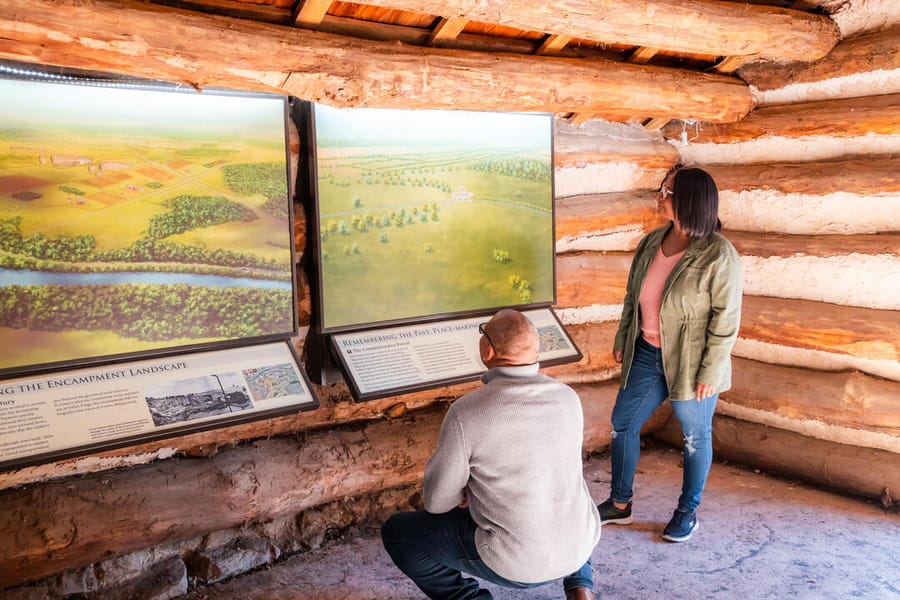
[359,0,840,63]
[0,0,753,122]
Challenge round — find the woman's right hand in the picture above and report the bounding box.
[613,349,623,363]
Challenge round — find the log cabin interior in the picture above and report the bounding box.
[0,0,898,597]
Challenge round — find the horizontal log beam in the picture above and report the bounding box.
[0,405,442,586]
[662,93,900,142]
[555,192,663,247]
[360,0,839,63]
[653,414,900,501]
[0,0,752,122]
[556,253,632,307]
[740,295,900,362]
[727,230,900,259]
[738,26,900,91]
[705,156,900,195]
[729,357,900,438]
[733,233,900,310]
[554,121,679,170]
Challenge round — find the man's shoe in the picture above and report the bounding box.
[597,498,633,525]
[565,587,594,600]
[662,508,698,542]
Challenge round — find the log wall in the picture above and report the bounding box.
[2,9,899,599]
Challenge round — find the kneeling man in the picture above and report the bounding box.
[382,309,601,599]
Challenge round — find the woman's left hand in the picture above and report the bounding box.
[695,382,716,401]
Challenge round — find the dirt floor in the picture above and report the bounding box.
[185,446,900,600]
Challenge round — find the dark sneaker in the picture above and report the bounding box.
[662,509,698,542]
[598,498,633,525]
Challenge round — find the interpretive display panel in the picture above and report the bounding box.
[310,104,555,332]
[330,307,581,401]
[0,76,296,378]
[0,341,318,469]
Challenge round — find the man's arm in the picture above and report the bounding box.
[423,410,470,513]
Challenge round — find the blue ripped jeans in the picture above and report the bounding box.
[381,507,593,599]
[610,336,718,512]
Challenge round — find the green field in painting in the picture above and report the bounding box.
[317,145,553,328]
[0,128,287,259]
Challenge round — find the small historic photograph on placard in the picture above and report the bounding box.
[144,372,252,427]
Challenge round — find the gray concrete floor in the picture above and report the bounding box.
[186,446,900,599]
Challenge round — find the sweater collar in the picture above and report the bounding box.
[482,363,540,383]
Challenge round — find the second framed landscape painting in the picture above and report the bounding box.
[0,75,298,378]
[307,103,556,333]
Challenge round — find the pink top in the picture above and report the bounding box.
[638,245,686,348]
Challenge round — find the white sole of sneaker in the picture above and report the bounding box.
[601,516,633,526]
[661,519,698,542]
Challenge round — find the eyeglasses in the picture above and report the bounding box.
[658,186,673,200]
[478,322,495,350]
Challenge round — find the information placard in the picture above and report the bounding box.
[0,341,318,470]
[330,308,581,401]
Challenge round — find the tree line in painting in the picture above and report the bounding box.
[0,284,291,341]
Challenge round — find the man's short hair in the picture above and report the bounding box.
[488,309,539,362]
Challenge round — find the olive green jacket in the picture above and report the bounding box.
[613,223,743,400]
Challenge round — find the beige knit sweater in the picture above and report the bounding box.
[424,364,601,583]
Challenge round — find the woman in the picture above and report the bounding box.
[598,166,743,542]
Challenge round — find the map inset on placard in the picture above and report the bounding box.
[538,325,571,352]
[244,364,305,400]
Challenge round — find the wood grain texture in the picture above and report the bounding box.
[738,26,900,91]
[727,230,900,259]
[729,357,900,436]
[0,0,752,122]
[654,414,900,500]
[0,377,660,587]
[555,192,663,241]
[555,252,633,307]
[662,94,900,142]
[705,156,900,195]
[740,295,900,362]
[359,0,839,62]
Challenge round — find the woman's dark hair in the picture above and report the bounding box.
[670,167,722,239]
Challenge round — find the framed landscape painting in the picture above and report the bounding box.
[309,104,555,332]
[0,76,297,378]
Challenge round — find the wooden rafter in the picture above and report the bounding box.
[714,55,751,74]
[426,16,468,45]
[629,46,659,64]
[293,0,332,27]
[536,34,572,55]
